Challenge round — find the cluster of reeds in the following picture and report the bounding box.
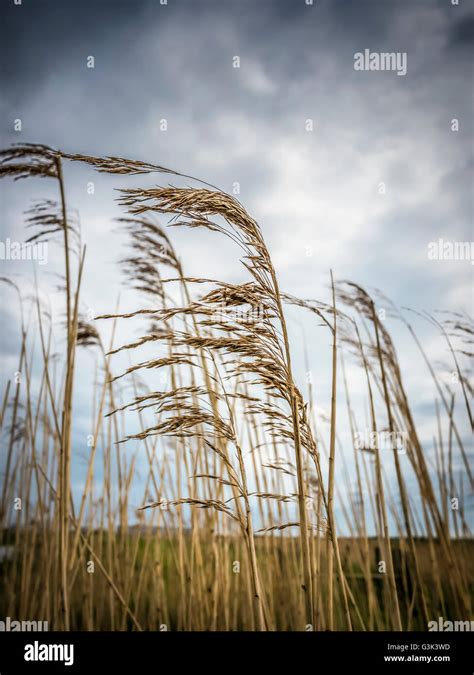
[0,144,472,630]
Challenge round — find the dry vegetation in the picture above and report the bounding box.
[0,143,472,631]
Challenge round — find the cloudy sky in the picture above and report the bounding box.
[0,0,472,530]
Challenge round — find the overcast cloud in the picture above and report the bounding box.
[0,0,472,529]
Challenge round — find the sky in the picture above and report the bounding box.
[0,0,472,531]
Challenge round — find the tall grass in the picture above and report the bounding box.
[0,144,472,631]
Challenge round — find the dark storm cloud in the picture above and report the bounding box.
[447,12,474,48]
[1,1,129,92]
[1,1,471,159]
[1,0,471,296]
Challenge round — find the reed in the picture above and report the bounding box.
[0,144,471,631]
